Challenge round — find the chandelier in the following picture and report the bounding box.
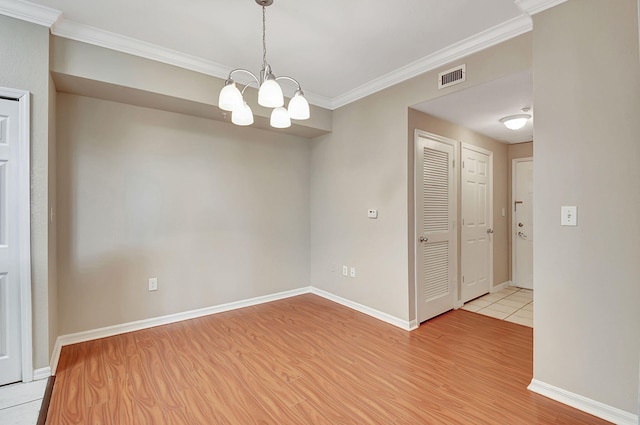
[218,0,310,128]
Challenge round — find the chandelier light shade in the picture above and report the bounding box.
[288,90,310,120]
[232,102,254,126]
[500,113,531,130]
[270,106,291,128]
[218,0,310,129]
[258,70,284,108]
[218,81,243,111]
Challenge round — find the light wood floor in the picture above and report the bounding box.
[47,294,610,424]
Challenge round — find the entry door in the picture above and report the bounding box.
[415,132,457,323]
[461,145,493,303]
[0,98,22,385]
[513,158,533,289]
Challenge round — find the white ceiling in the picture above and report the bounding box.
[5,0,539,141]
[21,0,528,102]
[413,70,534,144]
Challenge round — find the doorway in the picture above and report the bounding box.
[512,158,533,289]
[0,88,32,385]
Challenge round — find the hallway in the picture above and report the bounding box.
[462,287,533,328]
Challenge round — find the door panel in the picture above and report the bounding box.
[0,98,22,385]
[513,159,534,289]
[461,145,492,303]
[416,133,457,323]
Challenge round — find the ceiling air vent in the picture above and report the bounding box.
[438,64,466,89]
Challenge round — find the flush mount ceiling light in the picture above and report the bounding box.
[218,0,310,128]
[500,108,531,130]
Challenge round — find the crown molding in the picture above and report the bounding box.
[0,0,535,111]
[52,19,231,79]
[330,14,532,110]
[49,18,333,109]
[514,0,568,15]
[0,0,61,27]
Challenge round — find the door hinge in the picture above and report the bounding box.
[452,160,455,168]
[462,275,465,283]
[462,160,465,168]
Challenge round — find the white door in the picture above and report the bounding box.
[415,132,457,323]
[0,97,22,385]
[513,158,533,289]
[461,145,493,303]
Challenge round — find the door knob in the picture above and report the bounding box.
[486,229,494,234]
[518,222,524,227]
[419,236,428,243]
[518,231,527,238]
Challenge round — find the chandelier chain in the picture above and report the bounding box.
[262,6,267,71]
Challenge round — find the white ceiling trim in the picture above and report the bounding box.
[0,0,537,111]
[330,14,532,110]
[0,0,60,27]
[50,18,333,109]
[52,19,230,78]
[515,0,567,15]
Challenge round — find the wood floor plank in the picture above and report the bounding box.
[46,294,612,424]
[194,355,279,424]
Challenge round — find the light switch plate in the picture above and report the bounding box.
[561,206,577,226]
[148,277,158,291]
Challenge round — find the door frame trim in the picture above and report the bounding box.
[0,87,33,383]
[460,143,494,301]
[414,130,459,322]
[511,157,533,289]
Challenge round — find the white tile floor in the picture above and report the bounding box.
[461,286,533,328]
[0,379,47,425]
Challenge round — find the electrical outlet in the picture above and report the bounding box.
[350,267,356,278]
[148,277,158,291]
[342,266,348,276]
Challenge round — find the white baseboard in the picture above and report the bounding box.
[310,287,413,331]
[491,280,512,293]
[51,287,311,373]
[528,379,638,425]
[32,367,51,381]
[408,320,419,331]
[50,286,414,374]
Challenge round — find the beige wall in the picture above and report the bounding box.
[50,37,332,139]
[507,142,533,279]
[408,110,510,295]
[56,94,311,334]
[310,33,532,323]
[0,15,53,370]
[532,0,639,414]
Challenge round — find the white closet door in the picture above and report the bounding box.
[461,144,493,304]
[0,98,22,385]
[416,133,457,323]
